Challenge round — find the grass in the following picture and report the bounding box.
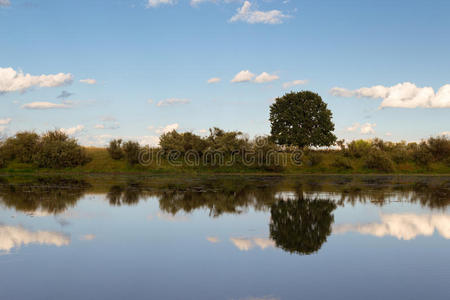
[1,147,449,175]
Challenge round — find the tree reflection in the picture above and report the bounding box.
[269,196,336,255]
[0,177,90,214]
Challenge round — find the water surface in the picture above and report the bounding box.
[0,175,449,300]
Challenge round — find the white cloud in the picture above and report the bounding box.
[80,234,96,241]
[138,135,160,146]
[230,237,275,251]
[156,98,190,107]
[155,123,179,134]
[0,0,11,7]
[0,67,73,93]
[346,122,360,132]
[0,118,12,125]
[79,78,97,85]
[147,0,176,8]
[330,82,450,108]
[442,131,450,136]
[0,225,70,254]
[385,132,392,137]
[191,0,215,6]
[147,98,154,104]
[61,125,84,135]
[360,123,376,134]
[254,72,279,83]
[197,129,208,134]
[283,79,308,89]
[206,236,220,243]
[231,70,255,83]
[21,101,73,109]
[207,77,221,84]
[333,213,450,240]
[230,1,289,24]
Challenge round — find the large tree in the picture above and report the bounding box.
[269,91,337,148]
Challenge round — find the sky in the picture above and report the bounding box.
[1,0,449,146]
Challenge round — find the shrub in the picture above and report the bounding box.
[122,141,141,165]
[306,152,323,167]
[2,131,40,163]
[34,130,90,169]
[412,142,433,167]
[207,127,249,153]
[345,140,372,158]
[252,136,284,172]
[107,139,124,160]
[365,150,395,173]
[427,136,450,161]
[390,142,410,163]
[332,156,353,170]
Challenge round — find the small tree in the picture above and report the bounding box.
[122,141,141,165]
[107,139,124,160]
[270,91,337,148]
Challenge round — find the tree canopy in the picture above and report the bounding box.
[269,91,337,148]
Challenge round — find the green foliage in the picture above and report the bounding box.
[252,136,284,172]
[365,150,395,173]
[345,140,372,158]
[332,156,353,170]
[305,151,323,167]
[1,131,40,163]
[107,139,124,160]
[269,91,337,148]
[34,131,90,169]
[412,142,433,167]
[427,136,450,161]
[207,127,249,153]
[122,141,141,165]
[159,130,209,154]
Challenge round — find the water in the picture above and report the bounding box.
[0,175,449,300]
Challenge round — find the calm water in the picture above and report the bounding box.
[0,175,449,300]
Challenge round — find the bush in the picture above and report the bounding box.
[332,156,353,170]
[252,136,284,172]
[107,139,124,160]
[427,136,450,161]
[33,130,90,169]
[159,131,209,155]
[306,152,323,167]
[2,131,40,163]
[345,140,372,158]
[411,142,433,167]
[122,141,141,165]
[365,150,395,173]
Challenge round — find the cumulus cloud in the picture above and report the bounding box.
[80,234,96,241]
[442,131,450,136]
[155,123,179,134]
[207,77,221,84]
[333,213,450,240]
[330,82,450,108]
[0,0,11,7]
[283,79,308,89]
[254,72,279,83]
[0,225,70,254]
[79,78,97,85]
[230,1,289,24]
[61,125,84,135]
[0,67,73,93]
[95,117,120,130]
[21,101,73,109]
[230,237,275,251]
[156,98,190,107]
[360,123,376,134]
[147,0,176,8]
[206,236,220,243]
[346,122,376,134]
[231,70,255,83]
[0,118,12,125]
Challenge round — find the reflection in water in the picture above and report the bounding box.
[206,236,220,243]
[0,224,70,254]
[334,213,450,240]
[230,237,276,251]
[270,197,337,255]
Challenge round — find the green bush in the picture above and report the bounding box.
[427,136,450,161]
[332,156,353,170]
[159,131,209,155]
[345,140,372,158]
[107,139,124,160]
[2,131,40,163]
[122,141,141,165]
[412,142,433,167]
[365,150,395,173]
[252,136,284,172]
[34,130,90,169]
[306,152,323,167]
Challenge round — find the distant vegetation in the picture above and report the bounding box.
[0,91,449,174]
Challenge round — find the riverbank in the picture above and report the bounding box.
[1,147,449,175]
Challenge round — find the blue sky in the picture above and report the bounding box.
[1,0,449,146]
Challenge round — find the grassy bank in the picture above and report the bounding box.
[1,147,449,175]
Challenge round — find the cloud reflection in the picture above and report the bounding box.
[0,225,70,254]
[230,237,275,251]
[333,213,450,240]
